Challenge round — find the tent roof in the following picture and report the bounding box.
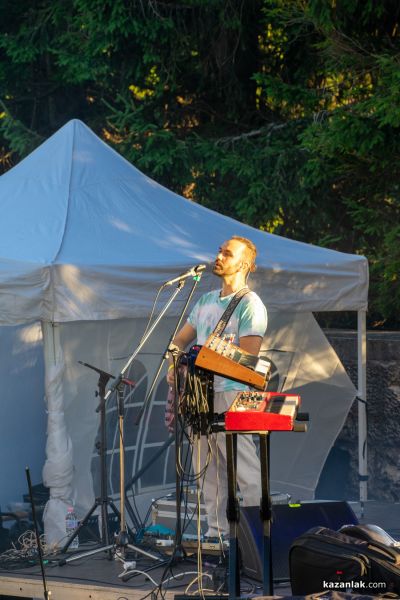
[0,119,368,323]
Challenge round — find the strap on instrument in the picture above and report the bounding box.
[212,287,250,338]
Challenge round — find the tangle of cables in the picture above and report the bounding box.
[176,346,214,437]
[170,348,215,488]
[0,529,50,570]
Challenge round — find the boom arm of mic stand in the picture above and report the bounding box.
[97,280,186,414]
[135,273,203,426]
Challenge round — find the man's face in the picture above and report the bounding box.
[213,239,247,277]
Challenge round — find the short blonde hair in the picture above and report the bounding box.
[231,236,257,273]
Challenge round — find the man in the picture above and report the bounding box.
[167,236,267,538]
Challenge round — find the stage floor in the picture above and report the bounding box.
[1,501,399,600]
[0,546,281,600]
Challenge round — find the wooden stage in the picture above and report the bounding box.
[1,501,399,600]
[0,552,178,599]
[0,544,269,600]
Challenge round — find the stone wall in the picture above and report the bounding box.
[316,331,400,502]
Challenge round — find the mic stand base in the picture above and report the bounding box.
[58,540,163,566]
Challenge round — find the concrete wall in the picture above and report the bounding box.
[316,330,400,502]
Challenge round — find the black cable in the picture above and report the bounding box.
[112,283,165,362]
[142,492,174,530]
[139,284,165,345]
[135,347,216,600]
[181,463,207,538]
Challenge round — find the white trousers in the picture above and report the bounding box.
[192,390,262,537]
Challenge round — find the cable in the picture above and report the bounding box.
[119,568,159,586]
[111,283,165,361]
[137,348,219,600]
[184,572,213,595]
[0,529,60,569]
[215,431,227,556]
[139,285,165,345]
[142,492,174,530]
[181,459,208,538]
[179,363,211,437]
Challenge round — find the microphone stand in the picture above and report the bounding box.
[126,272,204,572]
[59,364,117,560]
[61,273,202,571]
[135,273,203,426]
[110,272,202,531]
[78,277,194,566]
[98,279,186,415]
[59,363,159,565]
[25,467,51,600]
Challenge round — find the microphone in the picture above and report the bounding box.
[163,264,206,287]
[78,361,115,380]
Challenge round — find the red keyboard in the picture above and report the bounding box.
[225,391,301,431]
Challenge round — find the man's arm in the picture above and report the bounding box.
[167,322,197,385]
[239,335,263,355]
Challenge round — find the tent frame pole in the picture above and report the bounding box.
[41,321,74,545]
[357,309,367,513]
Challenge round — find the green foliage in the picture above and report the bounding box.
[0,0,399,327]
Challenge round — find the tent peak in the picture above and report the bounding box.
[0,119,369,318]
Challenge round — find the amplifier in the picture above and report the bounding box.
[239,500,358,582]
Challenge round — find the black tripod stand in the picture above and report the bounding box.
[59,363,160,565]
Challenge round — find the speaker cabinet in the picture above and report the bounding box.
[238,500,358,582]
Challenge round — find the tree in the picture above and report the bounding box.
[262,0,400,324]
[0,0,399,326]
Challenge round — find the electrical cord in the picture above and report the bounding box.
[119,568,159,586]
[111,282,165,362]
[184,572,213,595]
[139,284,165,345]
[0,529,63,570]
[134,348,221,600]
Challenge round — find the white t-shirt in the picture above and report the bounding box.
[187,288,268,392]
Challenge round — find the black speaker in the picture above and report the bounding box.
[238,500,358,582]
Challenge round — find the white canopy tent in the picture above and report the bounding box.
[0,120,368,544]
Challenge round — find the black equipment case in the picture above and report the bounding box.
[289,524,400,596]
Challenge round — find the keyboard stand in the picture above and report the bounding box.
[226,433,241,600]
[259,432,273,595]
[225,431,274,600]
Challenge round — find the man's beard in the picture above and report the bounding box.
[212,262,223,276]
[213,263,241,278]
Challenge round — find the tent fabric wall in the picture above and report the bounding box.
[0,119,368,544]
[264,311,357,498]
[51,311,356,526]
[0,312,357,541]
[0,323,45,510]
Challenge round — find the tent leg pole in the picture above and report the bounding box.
[357,310,367,515]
